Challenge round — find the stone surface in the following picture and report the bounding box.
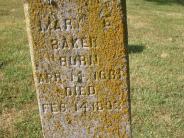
[24,0,131,137]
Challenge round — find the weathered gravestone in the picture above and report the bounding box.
[24,0,131,137]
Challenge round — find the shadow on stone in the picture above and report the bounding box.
[145,0,184,5]
[128,45,145,53]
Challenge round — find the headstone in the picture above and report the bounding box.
[24,0,131,137]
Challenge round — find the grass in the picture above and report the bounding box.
[0,0,184,137]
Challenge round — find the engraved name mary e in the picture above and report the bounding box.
[24,0,131,137]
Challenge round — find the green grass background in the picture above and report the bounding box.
[0,0,184,137]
